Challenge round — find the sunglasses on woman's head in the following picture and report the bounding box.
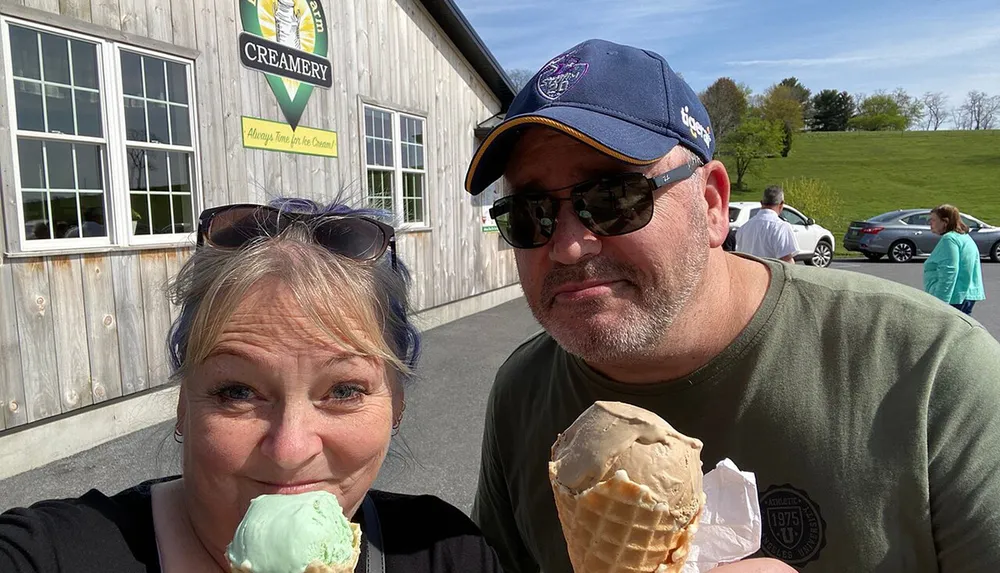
[197,204,397,268]
[488,160,702,249]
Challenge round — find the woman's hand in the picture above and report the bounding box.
[712,558,797,572]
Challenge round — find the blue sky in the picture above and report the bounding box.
[453,0,1000,121]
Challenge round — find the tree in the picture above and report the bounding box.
[781,177,843,228]
[922,92,949,130]
[698,77,748,142]
[506,68,535,92]
[760,84,804,156]
[810,89,854,131]
[890,88,924,130]
[719,115,783,189]
[847,94,908,131]
[954,91,1000,130]
[778,77,813,126]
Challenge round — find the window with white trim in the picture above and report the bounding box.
[2,17,198,251]
[363,105,426,225]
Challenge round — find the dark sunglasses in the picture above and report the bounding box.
[197,204,396,268]
[488,160,701,249]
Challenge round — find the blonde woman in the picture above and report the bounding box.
[0,199,503,572]
[925,204,986,315]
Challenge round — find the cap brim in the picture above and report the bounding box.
[464,106,681,195]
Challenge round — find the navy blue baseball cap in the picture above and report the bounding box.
[465,39,715,195]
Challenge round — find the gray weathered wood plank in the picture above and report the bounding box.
[80,253,123,402]
[139,251,171,387]
[169,0,195,49]
[110,252,149,393]
[89,0,121,30]
[214,0,244,204]
[9,260,61,422]
[145,0,172,43]
[46,256,94,412]
[192,0,227,207]
[23,0,61,14]
[0,263,28,429]
[59,0,92,21]
[118,0,148,36]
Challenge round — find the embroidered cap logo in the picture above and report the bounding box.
[536,51,589,101]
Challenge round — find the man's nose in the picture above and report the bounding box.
[548,200,602,265]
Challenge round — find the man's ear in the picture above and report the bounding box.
[701,160,732,248]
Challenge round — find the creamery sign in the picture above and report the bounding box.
[239,0,332,130]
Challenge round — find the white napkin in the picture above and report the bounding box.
[681,459,763,572]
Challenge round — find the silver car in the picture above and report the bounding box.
[843,209,1000,263]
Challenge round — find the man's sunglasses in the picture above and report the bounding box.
[488,160,702,249]
[197,204,396,268]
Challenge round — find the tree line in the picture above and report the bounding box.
[505,68,1000,188]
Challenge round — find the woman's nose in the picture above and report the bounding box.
[258,404,324,470]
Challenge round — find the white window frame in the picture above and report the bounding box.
[362,103,427,228]
[1,16,201,253]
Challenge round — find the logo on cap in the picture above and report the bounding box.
[536,51,589,101]
[681,106,712,148]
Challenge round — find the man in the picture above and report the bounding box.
[734,186,798,263]
[465,38,1000,573]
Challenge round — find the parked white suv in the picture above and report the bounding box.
[724,202,836,267]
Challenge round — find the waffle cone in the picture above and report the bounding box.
[550,464,704,573]
[229,522,362,573]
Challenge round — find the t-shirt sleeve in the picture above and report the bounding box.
[777,223,799,259]
[0,507,54,573]
[471,380,540,573]
[927,325,1000,571]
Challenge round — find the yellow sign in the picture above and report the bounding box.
[241,116,338,157]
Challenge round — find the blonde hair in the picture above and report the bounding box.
[932,204,968,234]
[167,207,419,388]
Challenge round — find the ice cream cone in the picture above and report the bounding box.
[229,522,362,573]
[551,466,704,573]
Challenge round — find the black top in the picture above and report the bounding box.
[0,479,503,573]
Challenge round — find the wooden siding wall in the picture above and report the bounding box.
[0,0,518,431]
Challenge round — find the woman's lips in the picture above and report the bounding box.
[253,480,329,495]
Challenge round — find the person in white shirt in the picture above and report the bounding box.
[735,186,798,263]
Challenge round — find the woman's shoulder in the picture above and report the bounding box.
[367,489,503,572]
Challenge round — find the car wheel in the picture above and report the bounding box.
[991,241,1000,263]
[809,241,833,268]
[862,251,884,261]
[889,240,915,263]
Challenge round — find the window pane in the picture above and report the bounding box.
[127,148,147,191]
[416,147,424,170]
[172,194,194,233]
[71,40,99,89]
[365,139,375,166]
[75,144,103,190]
[77,193,107,237]
[374,141,383,166]
[166,62,188,104]
[40,33,70,84]
[50,192,80,238]
[146,150,168,191]
[75,90,102,137]
[367,170,393,212]
[14,80,44,132]
[382,114,391,141]
[405,198,423,224]
[124,97,147,141]
[131,194,150,234]
[144,57,167,101]
[147,102,169,143]
[23,192,51,240]
[121,51,143,96]
[17,139,45,188]
[10,26,41,80]
[168,152,191,192]
[46,141,74,189]
[150,194,172,234]
[383,141,393,167]
[364,108,374,135]
[45,84,74,134]
[169,105,191,146]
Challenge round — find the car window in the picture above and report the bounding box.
[749,208,762,218]
[902,213,931,225]
[871,211,905,222]
[960,215,980,229]
[728,207,741,223]
[781,209,808,225]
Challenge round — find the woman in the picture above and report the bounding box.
[924,204,986,315]
[0,199,502,572]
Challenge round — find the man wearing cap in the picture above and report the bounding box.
[467,39,1000,573]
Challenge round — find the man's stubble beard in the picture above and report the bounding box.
[526,205,710,365]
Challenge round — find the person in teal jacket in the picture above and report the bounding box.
[924,204,986,314]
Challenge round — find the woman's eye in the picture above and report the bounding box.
[211,384,257,402]
[329,383,365,402]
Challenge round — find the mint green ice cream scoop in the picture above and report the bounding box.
[226,491,361,573]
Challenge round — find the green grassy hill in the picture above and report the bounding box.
[721,130,1000,254]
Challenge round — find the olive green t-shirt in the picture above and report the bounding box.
[472,259,1000,572]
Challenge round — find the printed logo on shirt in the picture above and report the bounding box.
[759,484,827,567]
